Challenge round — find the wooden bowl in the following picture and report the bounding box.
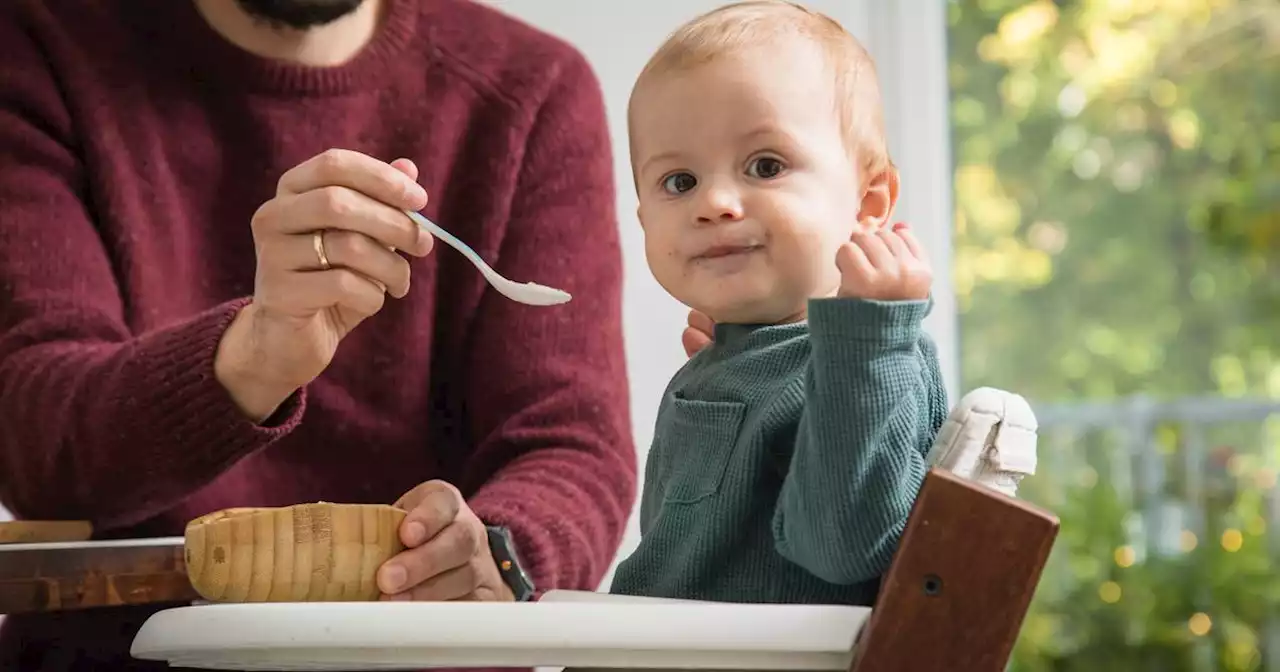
[183,502,407,603]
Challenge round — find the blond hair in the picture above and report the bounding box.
[631,1,894,185]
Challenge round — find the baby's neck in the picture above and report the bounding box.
[712,287,839,328]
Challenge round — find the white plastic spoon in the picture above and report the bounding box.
[403,209,572,306]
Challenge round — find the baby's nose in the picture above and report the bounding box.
[696,186,744,223]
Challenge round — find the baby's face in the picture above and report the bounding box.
[630,43,863,325]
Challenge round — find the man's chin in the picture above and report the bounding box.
[234,0,367,30]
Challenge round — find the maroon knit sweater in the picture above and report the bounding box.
[0,0,636,668]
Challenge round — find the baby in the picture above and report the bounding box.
[606,1,949,607]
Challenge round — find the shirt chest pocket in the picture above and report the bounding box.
[659,396,748,505]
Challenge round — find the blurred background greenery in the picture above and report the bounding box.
[946,0,1279,669]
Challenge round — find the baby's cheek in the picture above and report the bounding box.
[762,240,820,303]
[793,226,843,275]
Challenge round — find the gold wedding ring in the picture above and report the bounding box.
[313,231,331,270]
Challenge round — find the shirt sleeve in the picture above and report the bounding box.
[0,11,305,531]
[772,296,949,585]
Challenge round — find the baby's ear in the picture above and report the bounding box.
[856,165,900,230]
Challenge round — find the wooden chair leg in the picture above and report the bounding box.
[850,468,1059,672]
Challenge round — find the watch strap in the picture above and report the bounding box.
[485,525,536,602]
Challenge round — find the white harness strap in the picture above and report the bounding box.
[926,387,1039,498]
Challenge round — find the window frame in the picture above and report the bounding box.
[837,1,960,401]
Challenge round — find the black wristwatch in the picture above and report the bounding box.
[486,525,536,601]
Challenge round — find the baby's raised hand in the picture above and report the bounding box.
[835,222,932,301]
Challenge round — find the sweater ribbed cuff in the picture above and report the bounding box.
[114,298,306,507]
[469,491,551,590]
[807,296,931,348]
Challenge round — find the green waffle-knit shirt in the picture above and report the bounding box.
[608,296,948,605]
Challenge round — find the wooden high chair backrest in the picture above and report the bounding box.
[849,467,1059,671]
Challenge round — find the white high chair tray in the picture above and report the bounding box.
[129,590,870,671]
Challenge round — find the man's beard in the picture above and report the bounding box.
[233,0,368,30]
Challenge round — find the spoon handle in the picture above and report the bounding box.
[403,210,498,284]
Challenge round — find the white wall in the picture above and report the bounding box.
[0,3,956,594]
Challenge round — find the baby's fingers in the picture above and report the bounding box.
[836,241,874,282]
[892,222,927,262]
[851,230,894,269]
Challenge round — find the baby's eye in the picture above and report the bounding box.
[747,157,785,179]
[661,172,698,194]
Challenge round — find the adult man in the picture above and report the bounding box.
[0,0,636,668]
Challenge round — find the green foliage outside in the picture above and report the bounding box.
[947,0,1280,669]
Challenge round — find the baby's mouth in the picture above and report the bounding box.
[694,244,765,260]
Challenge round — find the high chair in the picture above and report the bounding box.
[0,388,1058,672]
